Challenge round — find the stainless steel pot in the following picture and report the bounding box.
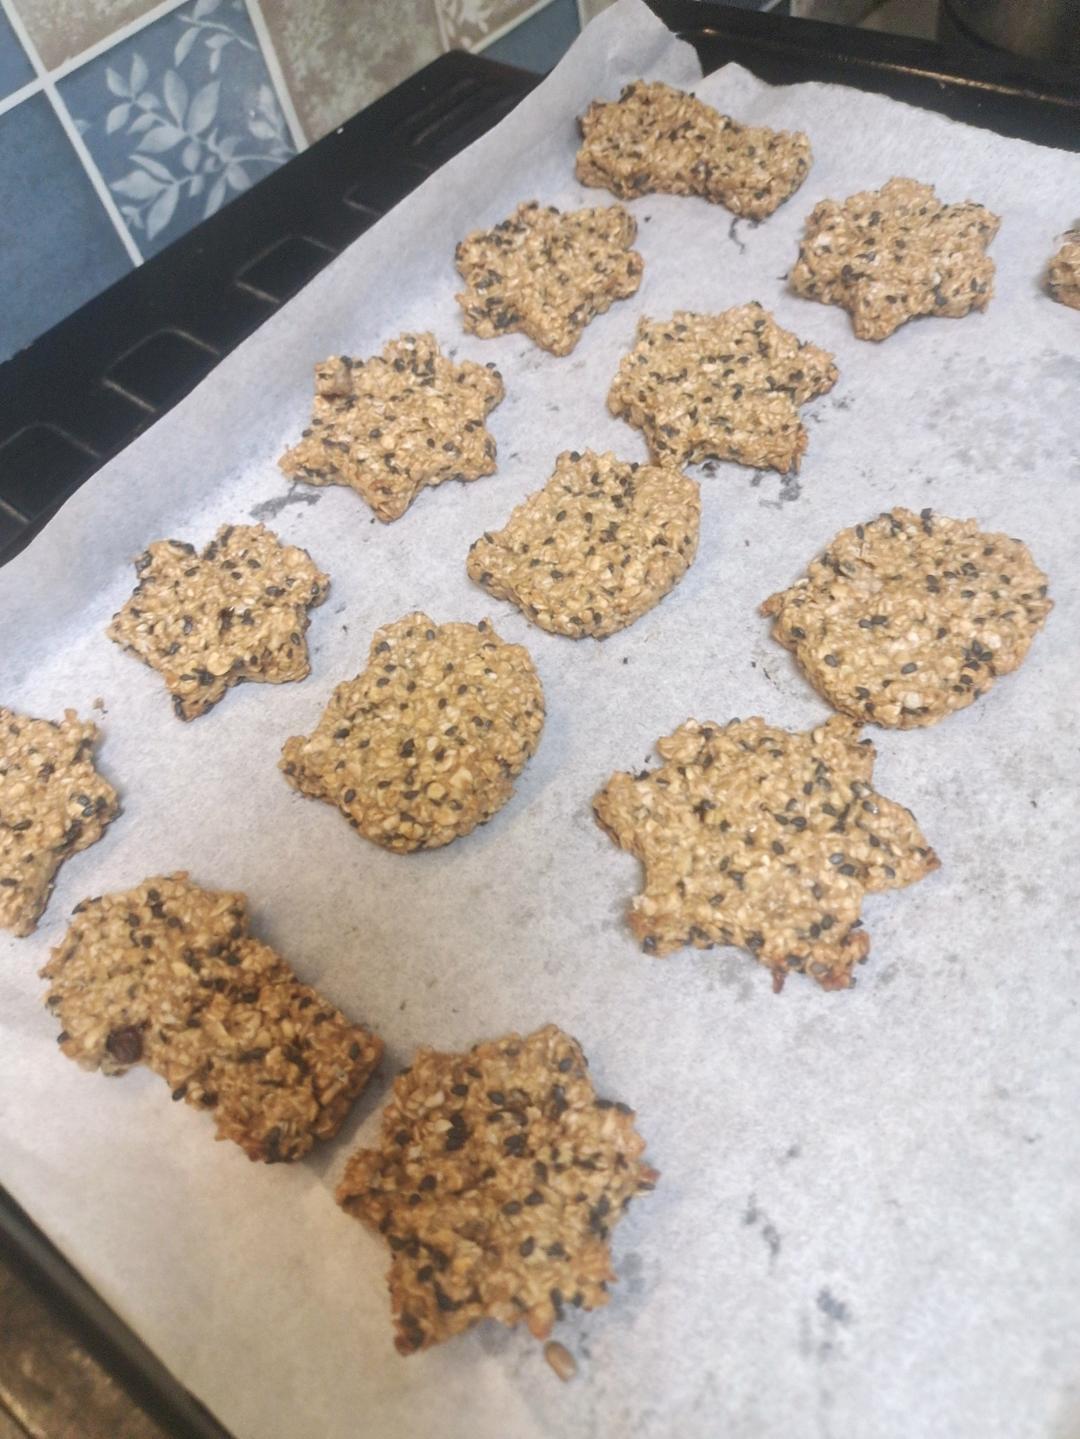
[942,0,1080,63]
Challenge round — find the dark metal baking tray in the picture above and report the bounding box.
[2,6,1079,1435]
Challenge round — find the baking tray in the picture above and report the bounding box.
[3,5,1079,1434]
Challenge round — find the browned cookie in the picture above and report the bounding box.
[108,523,328,721]
[761,508,1051,728]
[790,177,999,341]
[608,304,837,473]
[336,1024,657,1354]
[0,708,120,937]
[466,450,700,638]
[1047,229,1080,310]
[576,80,811,219]
[454,200,643,356]
[279,333,505,522]
[281,613,544,853]
[594,715,938,991]
[42,874,382,1162]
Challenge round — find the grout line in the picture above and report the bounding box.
[0,76,41,118]
[473,0,558,55]
[243,0,307,150]
[47,0,189,81]
[0,0,143,265]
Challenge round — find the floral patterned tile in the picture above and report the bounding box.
[0,5,35,100]
[56,0,295,257]
[434,0,539,50]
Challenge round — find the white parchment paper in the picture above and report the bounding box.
[2,4,1079,1435]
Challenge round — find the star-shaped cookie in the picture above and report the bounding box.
[594,714,938,991]
[107,523,329,720]
[761,508,1052,728]
[279,332,505,521]
[466,449,700,638]
[0,707,120,936]
[790,177,999,341]
[607,304,838,472]
[1048,228,1080,310]
[454,200,643,356]
[576,80,812,219]
[337,1024,657,1354]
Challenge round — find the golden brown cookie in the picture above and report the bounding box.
[576,80,811,219]
[466,449,700,638]
[761,507,1052,728]
[594,715,938,990]
[454,200,643,356]
[337,1024,657,1354]
[1047,229,1080,310]
[279,333,505,522]
[0,708,120,937]
[107,523,328,721]
[607,304,837,472]
[280,613,544,853]
[42,874,382,1161]
[790,177,999,340]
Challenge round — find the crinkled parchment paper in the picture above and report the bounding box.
[1,4,1078,1436]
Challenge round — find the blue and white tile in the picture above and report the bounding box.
[0,5,35,101]
[57,0,296,258]
[0,93,132,362]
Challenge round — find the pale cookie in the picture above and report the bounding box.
[1047,229,1080,310]
[279,333,505,522]
[594,715,938,991]
[454,200,643,357]
[466,450,700,639]
[42,874,382,1162]
[761,507,1051,729]
[608,304,837,473]
[108,523,328,721]
[336,1023,657,1354]
[576,80,811,220]
[790,176,999,341]
[281,613,544,853]
[0,708,120,937]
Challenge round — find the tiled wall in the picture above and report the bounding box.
[3,0,815,363]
